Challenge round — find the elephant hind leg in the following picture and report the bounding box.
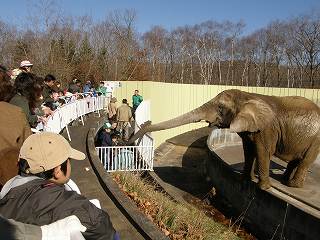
[283,159,301,183]
[287,165,308,188]
[287,146,318,188]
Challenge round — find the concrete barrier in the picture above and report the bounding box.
[205,132,320,240]
[86,120,169,240]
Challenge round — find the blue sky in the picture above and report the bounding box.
[1,0,320,34]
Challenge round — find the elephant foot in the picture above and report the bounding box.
[287,179,304,188]
[258,180,271,190]
[250,173,257,181]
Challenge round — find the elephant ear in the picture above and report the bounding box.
[230,99,275,133]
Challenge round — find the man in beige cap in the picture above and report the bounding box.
[0,132,117,240]
[20,60,33,73]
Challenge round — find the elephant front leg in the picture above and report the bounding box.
[256,143,272,190]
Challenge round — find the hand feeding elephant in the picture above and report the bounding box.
[128,89,320,190]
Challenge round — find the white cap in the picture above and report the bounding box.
[20,60,33,68]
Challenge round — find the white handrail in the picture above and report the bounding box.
[96,145,154,172]
[44,95,108,140]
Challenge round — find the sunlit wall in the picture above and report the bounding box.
[113,81,320,148]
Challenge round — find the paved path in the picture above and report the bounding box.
[62,113,144,240]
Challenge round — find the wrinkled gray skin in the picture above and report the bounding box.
[129,89,320,190]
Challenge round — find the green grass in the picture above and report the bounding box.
[112,172,242,240]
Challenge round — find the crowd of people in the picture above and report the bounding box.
[0,60,122,239]
[97,89,143,147]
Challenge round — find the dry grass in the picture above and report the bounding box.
[112,172,242,240]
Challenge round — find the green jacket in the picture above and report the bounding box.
[97,86,107,96]
[132,94,143,107]
[42,84,52,103]
[9,94,38,127]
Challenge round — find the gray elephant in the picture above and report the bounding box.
[129,89,320,190]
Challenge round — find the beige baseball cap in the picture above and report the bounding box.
[20,60,33,67]
[20,132,85,174]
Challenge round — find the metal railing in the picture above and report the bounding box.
[207,128,241,151]
[96,145,154,172]
[42,91,154,172]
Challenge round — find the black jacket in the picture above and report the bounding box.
[99,131,112,146]
[0,176,116,240]
[42,84,53,103]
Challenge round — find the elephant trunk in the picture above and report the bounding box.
[128,102,213,144]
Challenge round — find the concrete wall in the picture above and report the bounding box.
[205,149,320,240]
[113,81,320,147]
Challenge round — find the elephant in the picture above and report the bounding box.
[128,89,320,190]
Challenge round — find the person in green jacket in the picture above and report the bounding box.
[97,82,107,96]
[132,89,143,115]
[42,74,56,104]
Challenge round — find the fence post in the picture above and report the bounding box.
[65,125,71,141]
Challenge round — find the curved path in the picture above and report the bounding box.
[61,113,145,240]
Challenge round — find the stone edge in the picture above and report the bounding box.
[86,120,170,240]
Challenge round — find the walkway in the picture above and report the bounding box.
[62,113,144,240]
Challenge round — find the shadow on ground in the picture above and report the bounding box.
[154,136,214,199]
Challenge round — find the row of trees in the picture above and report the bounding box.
[0,2,319,88]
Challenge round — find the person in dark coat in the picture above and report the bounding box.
[0,132,117,240]
[99,122,113,147]
[42,74,56,103]
[0,65,32,188]
[9,72,47,127]
[68,79,81,94]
